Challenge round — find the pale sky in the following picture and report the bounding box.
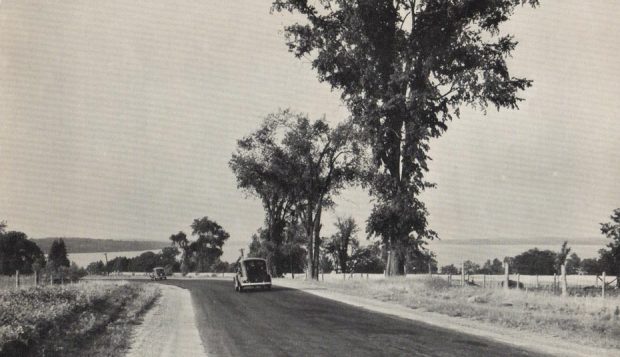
[1,1,619,263]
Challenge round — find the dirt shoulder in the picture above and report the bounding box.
[275,278,618,357]
[126,283,206,357]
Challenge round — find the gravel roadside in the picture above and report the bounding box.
[126,284,206,357]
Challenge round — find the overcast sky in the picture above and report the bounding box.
[1,1,619,262]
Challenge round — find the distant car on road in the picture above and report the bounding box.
[234,258,271,292]
[150,267,167,281]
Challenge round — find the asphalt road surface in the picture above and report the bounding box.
[160,279,548,357]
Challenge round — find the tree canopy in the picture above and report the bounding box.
[231,110,361,279]
[0,230,46,275]
[273,0,538,275]
[190,216,230,272]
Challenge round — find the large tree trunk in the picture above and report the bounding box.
[304,199,324,280]
[312,204,322,279]
[305,204,316,280]
[385,240,405,276]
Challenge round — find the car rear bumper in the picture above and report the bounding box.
[239,282,271,287]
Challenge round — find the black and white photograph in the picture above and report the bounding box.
[1,1,619,356]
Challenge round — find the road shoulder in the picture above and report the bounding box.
[275,279,617,357]
[126,284,206,357]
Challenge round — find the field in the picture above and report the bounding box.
[0,281,159,356]
[285,275,620,349]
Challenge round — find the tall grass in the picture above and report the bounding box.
[316,277,620,349]
[0,281,159,356]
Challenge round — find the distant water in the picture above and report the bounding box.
[67,244,606,269]
[429,242,604,266]
[68,250,161,267]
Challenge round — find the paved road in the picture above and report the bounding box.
[160,279,547,357]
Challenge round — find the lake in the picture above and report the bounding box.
[428,242,604,266]
[67,243,606,269]
[68,250,161,267]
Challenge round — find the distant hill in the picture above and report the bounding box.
[32,237,170,254]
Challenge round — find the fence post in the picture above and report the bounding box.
[602,272,606,299]
[536,274,539,289]
[15,270,20,289]
[553,273,557,294]
[34,270,38,286]
[50,273,53,285]
[504,261,509,291]
[517,274,520,289]
[461,261,465,287]
[561,264,568,297]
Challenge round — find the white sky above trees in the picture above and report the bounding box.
[1,1,619,263]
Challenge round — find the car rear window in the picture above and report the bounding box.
[244,260,267,275]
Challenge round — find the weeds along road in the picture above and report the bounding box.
[157,279,548,357]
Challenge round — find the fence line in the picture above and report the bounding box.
[0,271,80,291]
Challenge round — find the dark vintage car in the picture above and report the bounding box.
[150,267,167,281]
[234,258,272,292]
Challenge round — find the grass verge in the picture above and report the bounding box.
[291,277,620,349]
[0,281,160,356]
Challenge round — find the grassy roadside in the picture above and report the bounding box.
[284,277,620,349]
[0,281,160,356]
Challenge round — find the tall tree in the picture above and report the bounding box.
[48,238,70,269]
[191,216,230,272]
[232,110,361,279]
[230,114,299,275]
[600,208,620,286]
[273,0,538,275]
[325,216,359,273]
[170,231,192,275]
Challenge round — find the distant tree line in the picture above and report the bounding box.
[438,208,620,287]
